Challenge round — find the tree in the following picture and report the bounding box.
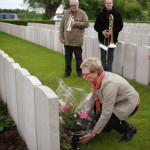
[24,0,63,20]
[136,0,147,8]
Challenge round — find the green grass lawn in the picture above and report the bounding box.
[0,31,150,150]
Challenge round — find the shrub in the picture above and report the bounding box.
[136,11,150,21]
[0,20,55,26]
[0,100,16,132]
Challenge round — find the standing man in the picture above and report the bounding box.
[60,0,89,78]
[94,0,123,72]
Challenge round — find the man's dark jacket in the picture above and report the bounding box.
[94,7,123,43]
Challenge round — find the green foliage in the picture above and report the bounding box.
[60,127,72,150]
[114,0,142,20]
[0,116,16,131]
[123,2,142,20]
[24,0,63,19]
[113,0,126,17]
[63,0,148,20]
[0,100,16,132]
[136,11,150,21]
[80,0,103,19]
[0,100,7,115]
[0,8,27,14]
[60,103,93,132]
[18,13,43,20]
[0,20,55,26]
[60,102,94,149]
[136,0,149,9]
[64,0,103,19]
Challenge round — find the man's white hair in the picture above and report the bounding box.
[70,0,79,4]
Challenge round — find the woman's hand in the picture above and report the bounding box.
[79,132,94,144]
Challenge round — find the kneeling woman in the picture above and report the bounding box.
[79,57,140,143]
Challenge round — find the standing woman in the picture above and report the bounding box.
[79,57,140,143]
[94,0,123,72]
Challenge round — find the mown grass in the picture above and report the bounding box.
[0,31,150,150]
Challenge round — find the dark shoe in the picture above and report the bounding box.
[62,73,70,78]
[78,74,83,78]
[119,125,137,142]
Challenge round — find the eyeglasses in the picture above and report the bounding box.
[82,72,91,77]
[105,2,112,4]
[70,5,78,7]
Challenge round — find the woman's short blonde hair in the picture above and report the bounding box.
[81,57,103,75]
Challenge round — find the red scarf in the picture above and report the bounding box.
[92,71,105,114]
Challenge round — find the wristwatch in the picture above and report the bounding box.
[91,132,96,137]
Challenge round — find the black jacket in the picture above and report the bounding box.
[94,7,123,43]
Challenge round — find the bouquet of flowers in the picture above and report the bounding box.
[56,79,94,150]
[59,102,94,150]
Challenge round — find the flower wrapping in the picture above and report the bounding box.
[56,79,94,150]
[60,102,94,150]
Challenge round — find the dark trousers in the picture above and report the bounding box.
[100,48,115,72]
[64,45,82,75]
[95,106,139,134]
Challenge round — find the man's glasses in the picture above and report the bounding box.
[70,5,78,7]
[105,2,112,4]
[82,72,91,77]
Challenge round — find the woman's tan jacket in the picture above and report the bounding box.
[84,72,139,134]
[59,8,89,46]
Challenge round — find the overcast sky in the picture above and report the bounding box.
[0,0,28,10]
[0,0,63,13]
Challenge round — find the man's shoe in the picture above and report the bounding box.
[62,73,70,78]
[119,125,137,142]
[78,74,83,78]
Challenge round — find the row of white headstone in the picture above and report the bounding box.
[84,22,150,47]
[28,22,150,85]
[0,50,60,150]
[112,42,150,85]
[0,21,149,85]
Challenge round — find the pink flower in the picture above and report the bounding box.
[75,110,81,115]
[61,107,66,113]
[69,102,73,106]
[78,112,81,115]
[66,105,70,111]
[80,112,88,119]
[61,102,73,112]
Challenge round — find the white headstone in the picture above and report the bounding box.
[5,62,21,125]
[0,51,8,102]
[112,41,125,76]
[16,68,30,141]
[20,75,42,150]
[35,86,60,150]
[123,43,137,80]
[135,46,150,85]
